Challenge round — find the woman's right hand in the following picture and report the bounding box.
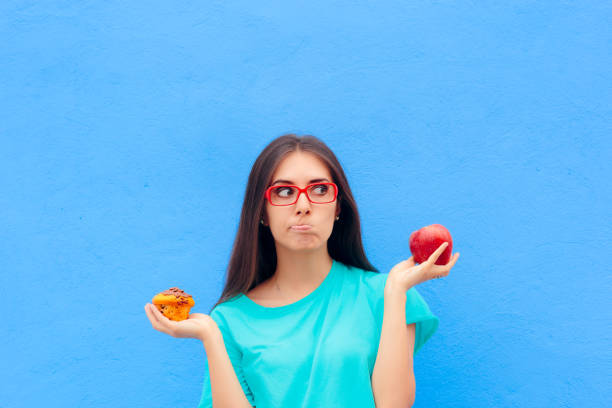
[144,303,219,342]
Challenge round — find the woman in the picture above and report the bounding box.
[144,134,460,407]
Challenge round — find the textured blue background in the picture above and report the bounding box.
[1,1,611,407]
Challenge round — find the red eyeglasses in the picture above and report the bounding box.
[264,182,338,206]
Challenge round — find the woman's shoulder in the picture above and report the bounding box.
[210,292,247,318]
[341,261,388,290]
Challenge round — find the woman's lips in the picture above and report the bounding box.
[290,225,312,231]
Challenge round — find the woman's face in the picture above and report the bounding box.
[263,151,340,253]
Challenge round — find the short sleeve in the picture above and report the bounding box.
[363,271,439,354]
[405,287,439,355]
[198,309,255,408]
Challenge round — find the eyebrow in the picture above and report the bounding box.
[271,178,330,185]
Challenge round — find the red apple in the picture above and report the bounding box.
[409,224,453,265]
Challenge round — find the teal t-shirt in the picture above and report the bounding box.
[198,258,439,408]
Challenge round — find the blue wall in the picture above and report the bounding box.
[2,1,610,407]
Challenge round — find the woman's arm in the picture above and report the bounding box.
[372,246,457,407]
[371,286,416,408]
[203,328,254,408]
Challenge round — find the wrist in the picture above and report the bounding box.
[384,276,411,298]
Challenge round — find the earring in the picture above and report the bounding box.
[335,216,339,221]
[260,219,265,225]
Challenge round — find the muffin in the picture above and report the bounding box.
[152,287,195,321]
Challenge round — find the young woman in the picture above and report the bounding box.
[144,134,460,407]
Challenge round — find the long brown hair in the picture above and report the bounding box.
[209,134,378,313]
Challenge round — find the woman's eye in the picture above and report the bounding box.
[275,187,295,197]
[312,184,328,194]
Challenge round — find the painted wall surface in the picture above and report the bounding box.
[1,1,610,407]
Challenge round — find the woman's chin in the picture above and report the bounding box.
[287,238,321,251]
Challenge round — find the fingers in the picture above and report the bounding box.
[427,242,449,264]
[145,303,176,336]
[449,252,460,267]
[433,252,460,279]
[145,304,160,326]
[406,255,415,267]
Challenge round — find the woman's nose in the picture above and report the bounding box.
[295,191,312,213]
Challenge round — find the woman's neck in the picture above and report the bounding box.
[272,247,333,299]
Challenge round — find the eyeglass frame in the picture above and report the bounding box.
[264,182,339,206]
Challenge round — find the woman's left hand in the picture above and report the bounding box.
[385,242,460,295]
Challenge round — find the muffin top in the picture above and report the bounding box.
[160,287,192,298]
[153,287,195,306]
